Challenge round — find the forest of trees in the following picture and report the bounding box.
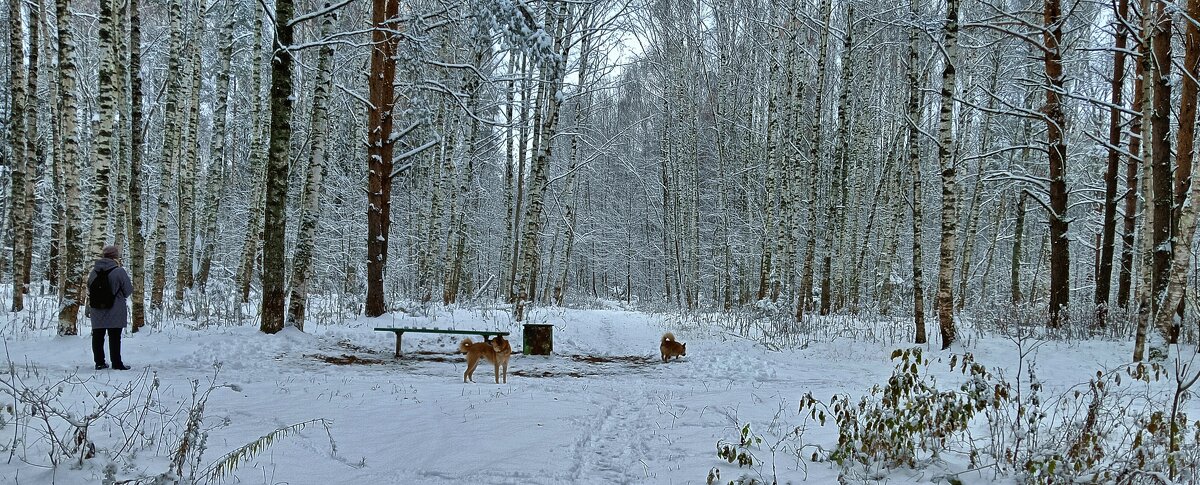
[3,0,1200,359]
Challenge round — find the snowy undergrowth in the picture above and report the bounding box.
[0,299,1196,484]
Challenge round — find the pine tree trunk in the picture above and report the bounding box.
[1148,0,1173,334]
[1153,0,1200,353]
[906,0,927,344]
[1096,0,1131,326]
[364,0,400,317]
[259,0,296,334]
[1044,0,1071,328]
[196,0,235,292]
[55,0,84,335]
[128,0,147,331]
[286,8,334,330]
[1118,17,1146,309]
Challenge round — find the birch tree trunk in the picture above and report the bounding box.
[286,6,335,330]
[196,0,235,292]
[906,0,927,344]
[1012,191,1026,303]
[1152,0,1200,354]
[128,0,147,331]
[956,59,1000,311]
[820,7,853,316]
[259,0,296,334]
[515,1,571,319]
[8,0,29,312]
[54,0,86,335]
[364,0,400,317]
[934,0,961,348]
[798,0,834,317]
[174,8,205,302]
[150,0,186,310]
[88,0,120,275]
[236,15,266,304]
[499,55,518,301]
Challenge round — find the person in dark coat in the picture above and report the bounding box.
[87,245,133,370]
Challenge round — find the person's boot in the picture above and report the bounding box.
[112,363,131,370]
[96,362,109,370]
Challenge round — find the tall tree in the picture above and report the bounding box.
[259,0,297,334]
[128,0,148,331]
[934,0,961,348]
[286,6,336,330]
[1043,0,1070,327]
[88,0,121,260]
[54,0,85,336]
[196,0,236,292]
[150,0,186,310]
[906,0,927,344]
[798,0,834,317]
[8,0,30,312]
[364,0,401,317]
[175,6,205,301]
[1094,0,1130,326]
[514,1,572,319]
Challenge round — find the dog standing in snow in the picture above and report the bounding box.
[459,335,512,383]
[660,332,686,362]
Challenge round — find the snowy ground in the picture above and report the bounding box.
[0,301,1190,484]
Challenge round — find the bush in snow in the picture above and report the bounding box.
[718,346,1200,484]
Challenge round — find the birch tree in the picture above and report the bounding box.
[150,0,186,310]
[128,0,147,331]
[8,0,30,312]
[54,0,85,335]
[934,0,961,349]
[906,0,927,344]
[514,0,572,320]
[196,0,236,292]
[174,6,205,302]
[286,6,336,330]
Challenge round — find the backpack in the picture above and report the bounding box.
[89,267,116,310]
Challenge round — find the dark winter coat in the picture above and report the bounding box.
[86,258,133,329]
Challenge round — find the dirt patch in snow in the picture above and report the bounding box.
[313,354,386,365]
[568,354,658,365]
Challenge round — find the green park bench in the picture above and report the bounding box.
[373,327,511,357]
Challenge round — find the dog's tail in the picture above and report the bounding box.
[662,332,675,343]
[459,338,473,353]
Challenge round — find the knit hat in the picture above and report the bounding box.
[102,245,121,259]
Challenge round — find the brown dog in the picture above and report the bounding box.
[660,332,686,362]
[459,335,512,383]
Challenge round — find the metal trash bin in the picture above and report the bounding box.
[523,323,553,355]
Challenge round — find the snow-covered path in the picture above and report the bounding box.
[0,306,1166,484]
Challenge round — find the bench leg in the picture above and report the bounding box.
[395,332,403,358]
